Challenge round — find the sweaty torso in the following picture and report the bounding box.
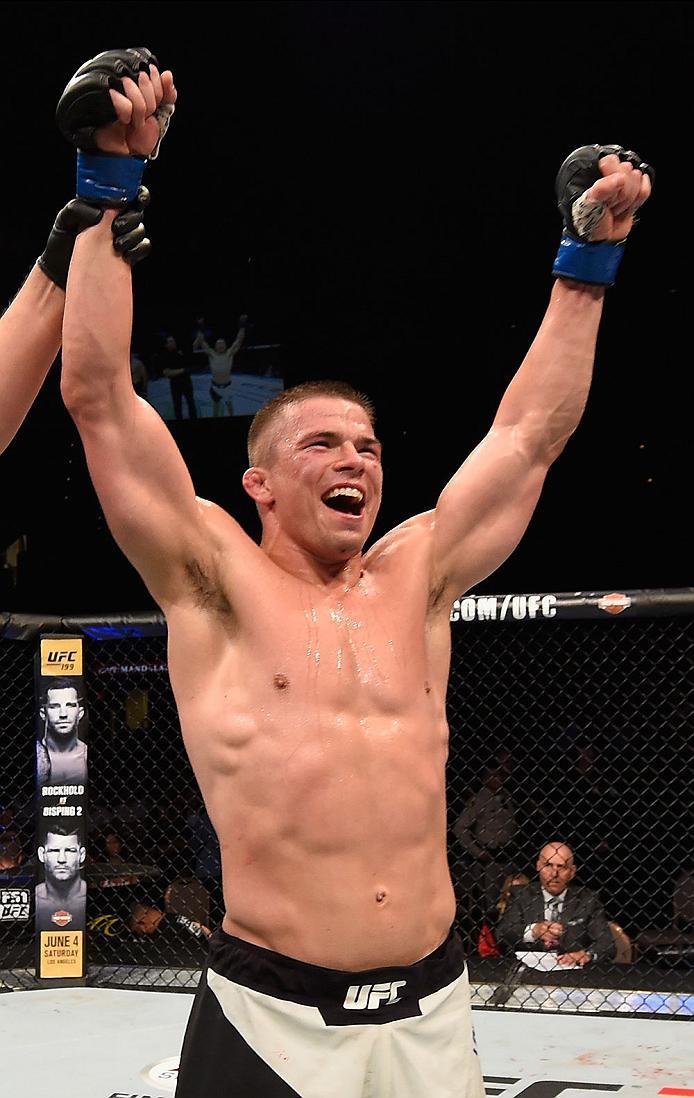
[166,520,456,970]
[208,350,233,384]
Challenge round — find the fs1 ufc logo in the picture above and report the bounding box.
[47,650,78,662]
[343,980,407,1010]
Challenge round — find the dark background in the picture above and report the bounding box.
[0,0,690,613]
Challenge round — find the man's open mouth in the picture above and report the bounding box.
[321,487,365,517]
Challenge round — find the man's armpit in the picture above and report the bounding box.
[427,575,449,614]
[184,558,234,619]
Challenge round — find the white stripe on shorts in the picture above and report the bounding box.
[207,963,485,1098]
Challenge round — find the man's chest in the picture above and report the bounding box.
[247,587,442,694]
[171,585,445,726]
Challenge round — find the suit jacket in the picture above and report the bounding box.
[495,882,615,961]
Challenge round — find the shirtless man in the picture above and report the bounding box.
[59,56,652,1096]
[193,316,248,416]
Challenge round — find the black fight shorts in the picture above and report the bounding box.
[176,925,484,1098]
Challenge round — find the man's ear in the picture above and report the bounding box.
[242,467,274,505]
[79,846,86,867]
[38,846,45,865]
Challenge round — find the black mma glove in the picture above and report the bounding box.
[56,47,174,206]
[111,186,152,267]
[552,144,654,286]
[38,187,152,289]
[38,199,103,289]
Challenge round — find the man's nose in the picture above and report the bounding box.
[334,443,364,469]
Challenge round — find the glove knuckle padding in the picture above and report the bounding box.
[56,47,159,150]
[555,145,604,237]
[556,143,655,238]
[552,142,654,287]
[38,198,104,289]
[58,198,103,232]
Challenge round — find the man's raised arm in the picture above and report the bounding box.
[429,145,653,599]
[59,51,218,608]
[61,208,210,606]
[229,315,248,357]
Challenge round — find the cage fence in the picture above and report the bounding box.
[0,592,693,1015]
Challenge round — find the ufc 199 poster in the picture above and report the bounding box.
[34,635,88,980]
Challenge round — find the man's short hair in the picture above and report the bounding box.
[42,825,81,842]
[247,380,376,467]
[41,678,82,703]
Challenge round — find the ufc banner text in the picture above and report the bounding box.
[34,635,88,981]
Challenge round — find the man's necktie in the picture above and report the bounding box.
[546,901,562,950]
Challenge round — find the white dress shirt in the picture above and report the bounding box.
[523,888,567,943]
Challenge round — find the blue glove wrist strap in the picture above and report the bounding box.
[552,232,625,286]
[76,151,146,205]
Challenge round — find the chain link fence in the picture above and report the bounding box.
[0,629,35,984]
[0,614,211,992]
[1,594,693,1015]
[447,591,694,1015]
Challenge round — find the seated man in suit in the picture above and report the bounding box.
[496,840,614,966]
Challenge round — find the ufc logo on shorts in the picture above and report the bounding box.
[343,980,407,1010]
